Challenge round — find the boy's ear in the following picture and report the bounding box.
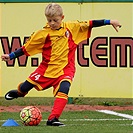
[62,15,64,20]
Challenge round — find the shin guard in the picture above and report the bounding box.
[48,81,70,120]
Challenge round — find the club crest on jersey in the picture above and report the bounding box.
[65,30,70,38]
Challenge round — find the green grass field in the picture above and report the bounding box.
[0,97,133,133]
[0,97,132,106]
[0,111,133,133]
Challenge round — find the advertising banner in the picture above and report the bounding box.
[0,2,132,98]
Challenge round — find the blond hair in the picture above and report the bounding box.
[45,3,63,17]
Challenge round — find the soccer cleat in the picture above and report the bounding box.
[5,90,20,100]
[46,117,65,126]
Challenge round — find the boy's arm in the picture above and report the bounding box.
[1,48,24,61]
[91,19,121,32]
[9,48,24,60]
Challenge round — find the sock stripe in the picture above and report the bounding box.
[17,82,27,96]
[56,92,68,100]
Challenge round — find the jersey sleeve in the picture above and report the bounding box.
[66,20,92,45]
[22,30,46,56]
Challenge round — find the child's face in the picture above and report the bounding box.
[46,15,64,30]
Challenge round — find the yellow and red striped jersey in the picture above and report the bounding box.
[22,20,92,78]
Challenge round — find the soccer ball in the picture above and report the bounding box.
[20,106,42,126]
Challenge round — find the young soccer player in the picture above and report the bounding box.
[1,3,121,126]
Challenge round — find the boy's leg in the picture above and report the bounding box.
[46,81,70,126]
[5,80,34,100]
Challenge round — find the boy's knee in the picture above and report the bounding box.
[18,80,34,93]
[58,81,70,95]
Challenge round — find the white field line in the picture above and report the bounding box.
[0,118,131,122]
[97,110,133,120]
[60,118,130,121]
[0,110,132,126]
[0,119,132,126]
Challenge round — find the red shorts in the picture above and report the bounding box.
[26,72,73,96]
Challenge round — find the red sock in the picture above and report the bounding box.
[48,97,68,120]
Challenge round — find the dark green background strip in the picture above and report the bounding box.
[0,0,133,3]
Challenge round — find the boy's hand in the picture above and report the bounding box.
[1,54,10,61]
[110,20,122,32]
